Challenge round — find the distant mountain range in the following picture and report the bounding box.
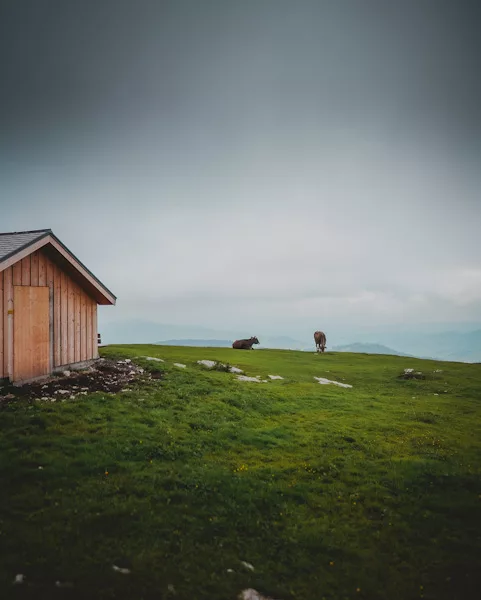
[157,339,233,347]
[331,343,414,357]
[98,321,242,345]
[354,330,481,363]
[98,319,481,363]
[156,336,307,350]
[156,339,415,357]
[402,330,481,363]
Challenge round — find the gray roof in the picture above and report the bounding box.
[0,229,51,263]
[0,228,116,304]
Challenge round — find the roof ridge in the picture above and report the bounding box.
[0,230,116,304]
[0,228,52,236]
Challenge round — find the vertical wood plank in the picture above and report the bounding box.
[38,252,47,286]
[61,271,68,366]
[2,272,6,378]
[4,268,13,379]
[68,277,75,364]
[54,264,61,367]
[92,303,98,359]
[46,257,54,371]
[75,284,81,363]
[86,298,92,360]
[13,261,22,285]
[30,252,39,286]
[80,292,87,361]
[0,271,3,379]
[21,256,31,285]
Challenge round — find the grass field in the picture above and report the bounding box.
[1,345,481,600]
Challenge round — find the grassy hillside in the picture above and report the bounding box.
[1,346,481,600]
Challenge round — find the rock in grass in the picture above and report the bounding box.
[399,369,425,380]
[239,589,281,600]
[314,376,353,388]
[112,564,131,574]
[197,360,217,368]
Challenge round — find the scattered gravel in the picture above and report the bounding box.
[0,359,161,404]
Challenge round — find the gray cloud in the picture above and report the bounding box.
[1,0,480,337]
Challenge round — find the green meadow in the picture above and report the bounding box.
[1,345,480,599]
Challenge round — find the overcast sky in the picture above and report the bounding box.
[1,0,480,337]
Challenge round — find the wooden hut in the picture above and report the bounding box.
[0,229,116,383]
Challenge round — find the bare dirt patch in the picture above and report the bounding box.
[0,358,161,404]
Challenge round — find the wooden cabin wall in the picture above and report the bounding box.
[1,248,98,379]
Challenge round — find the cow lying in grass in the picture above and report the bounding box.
[232,336,260,350]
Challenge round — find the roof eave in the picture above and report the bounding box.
[0,230,52,268]
[0,233,116,306]
[47,233,117,305]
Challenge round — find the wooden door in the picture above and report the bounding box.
[13,286,50,382]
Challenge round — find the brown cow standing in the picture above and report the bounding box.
[232,336,260,349]
[314,331,326,353]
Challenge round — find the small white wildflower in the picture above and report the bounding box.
[112,565,131,574]
[239,590,279,600]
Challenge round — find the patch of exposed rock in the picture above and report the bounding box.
[0,358,161,404]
